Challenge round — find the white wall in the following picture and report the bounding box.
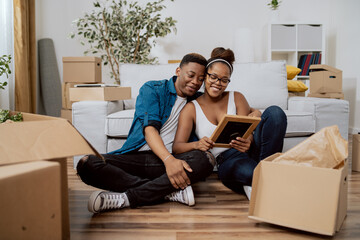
[36,0,360,131]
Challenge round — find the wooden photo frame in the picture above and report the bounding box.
[210,115,261,148]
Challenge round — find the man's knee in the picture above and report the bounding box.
[182,150,214,176]
[76,154,100,178]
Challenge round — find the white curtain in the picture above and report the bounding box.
[0,0,14,110]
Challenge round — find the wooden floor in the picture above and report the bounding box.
[68,136,360,240]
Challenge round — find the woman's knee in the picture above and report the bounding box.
[263,105,287,127]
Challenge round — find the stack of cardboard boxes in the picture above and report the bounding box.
[61,57,103,123]
[308,64,344,99]
[61,57,131,115]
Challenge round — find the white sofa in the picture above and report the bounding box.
[72,61,349,166]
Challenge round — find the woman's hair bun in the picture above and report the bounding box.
[210,47,235,64]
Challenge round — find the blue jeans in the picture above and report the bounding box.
[216,106,287,192]
[77,150,214,208]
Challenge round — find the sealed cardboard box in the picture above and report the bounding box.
[69,86,131,101]
[249,153,347,236]
[61,109,72,123]
[0,161,62,240]
[0,112,100,240]
[309,64,342,94]
[62,82,76,109]
[352,134,360,172]
[308,92,344,99]
[63,57,101,83]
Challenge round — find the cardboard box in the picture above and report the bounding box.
[308,92,344,99]
[0,161,62,240]
[0,112,100,239]
[309,64,342,94]
[63,57,102,83]
[352,134,360,172]
[69,86,131,101]
[249,153,347,236]
[61,109,72,123]
[61,82,76,109]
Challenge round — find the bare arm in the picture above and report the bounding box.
[173,103,214,154]
[144,126,192,190]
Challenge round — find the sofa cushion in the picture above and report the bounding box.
[226,61,288,110]
[105,108,314,139]
[105,109,135,137]
[119,63,178,110]
[283,110,315,137]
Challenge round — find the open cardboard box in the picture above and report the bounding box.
[0,112,101,239]
[248,153,348,236]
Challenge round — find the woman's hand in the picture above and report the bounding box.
[248,109,262,118]
[230,137,251,153]
[195,137,214,152]
[164,157,192,189]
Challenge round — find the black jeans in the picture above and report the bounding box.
[77,150,214,208]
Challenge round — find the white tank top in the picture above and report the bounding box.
[192,91,237,157]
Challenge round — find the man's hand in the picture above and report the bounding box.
[195,137,214,152]
[164,157,193,189]
[230,137,251,153]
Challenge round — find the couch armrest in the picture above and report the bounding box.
[72,100,124,154]
[288,97,349,140]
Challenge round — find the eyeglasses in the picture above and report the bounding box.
[206,73,231,86]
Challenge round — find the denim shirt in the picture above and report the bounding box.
[109,76,201,155]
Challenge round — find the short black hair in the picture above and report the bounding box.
[179,53,207,68]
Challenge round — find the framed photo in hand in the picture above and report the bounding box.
[210,115,261,148]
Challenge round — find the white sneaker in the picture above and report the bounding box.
[165,186,195,206]
[88,190,127,213]
[243,185,252,201]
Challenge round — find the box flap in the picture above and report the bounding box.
[62,56,101,63]
[309,64,342,73]
[0,115,100,166]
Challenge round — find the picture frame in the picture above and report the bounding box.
[210,115,261,148]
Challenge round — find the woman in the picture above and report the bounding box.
[172,47,287,200]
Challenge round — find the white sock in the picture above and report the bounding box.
[243,185,252,201]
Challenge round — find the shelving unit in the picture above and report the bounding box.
[268,23,325,80]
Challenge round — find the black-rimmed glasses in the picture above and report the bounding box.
[206,73,231,86]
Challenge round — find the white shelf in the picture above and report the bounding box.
[268,23,325,80]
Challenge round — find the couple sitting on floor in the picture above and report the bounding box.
[76,47,287,213]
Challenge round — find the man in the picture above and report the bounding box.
[77,53,215,213]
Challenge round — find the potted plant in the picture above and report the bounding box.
[70,0,177,85]
[268,0,281,10]
[0,55,23,123]
[0,54,11,90]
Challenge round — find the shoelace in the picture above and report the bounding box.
[100,193,125,211]
[166,190,186,203]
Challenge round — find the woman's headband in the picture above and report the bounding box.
[206,59,233,73]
